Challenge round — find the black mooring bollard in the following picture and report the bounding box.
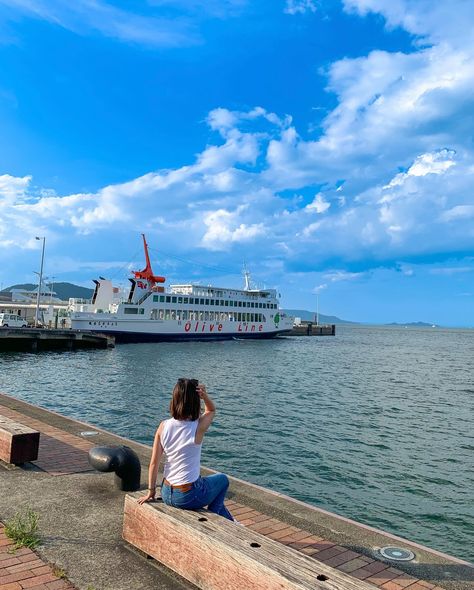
[88,445,141,491]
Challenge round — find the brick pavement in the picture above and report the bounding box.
[0,403,451,590]
[0,524,75,590]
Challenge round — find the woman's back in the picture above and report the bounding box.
[161,418,202,485]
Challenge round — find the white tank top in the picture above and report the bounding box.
[161,418,202,485]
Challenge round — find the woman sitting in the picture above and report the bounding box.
[138,378,234,521]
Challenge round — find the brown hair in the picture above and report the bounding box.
[170,378,200,421]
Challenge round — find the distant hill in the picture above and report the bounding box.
[385,321,437,327]
[284,309,358,324]
[3,282,94,301]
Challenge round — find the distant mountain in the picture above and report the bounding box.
[385,321,437,327]
[284,309,358,324]
[3,282,94,301]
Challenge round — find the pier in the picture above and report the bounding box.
[0,328,114,352]
[0,392,471,590]
[289,322,336,336]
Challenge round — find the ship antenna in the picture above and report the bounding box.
[243,262,251,291]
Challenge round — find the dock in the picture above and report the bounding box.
[0,392,472,590]
[289,323,336,336]
[0,328,115,352]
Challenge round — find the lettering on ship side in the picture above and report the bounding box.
[183,322,262,333]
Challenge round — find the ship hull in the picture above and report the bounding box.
[78,328,291,343]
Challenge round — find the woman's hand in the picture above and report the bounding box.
[197,383,207,399]
[138,489,156,504]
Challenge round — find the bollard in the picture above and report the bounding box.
[88,445,141,491]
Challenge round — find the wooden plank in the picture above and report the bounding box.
[123,493,375,590]
[0,415,40,464]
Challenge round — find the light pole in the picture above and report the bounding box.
[35,237,46,328]
[49,276,56,303]
[316,292,319,326]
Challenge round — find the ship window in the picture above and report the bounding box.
[224,300,228,306]
[153,295,159,302]
[229,301,233,307]
[199,311,204,320]
[238,301,242,307]
[172,296,177,303]
[210,299,214,305]
[139,308,144,315]
[251,314,254,322]
[124,307,138,314]
[205,299,209,305]
[166,296,171,303]
[204,311,209,321]
[159,295,165,302]
[159,310,164,319]
[165,310,171,320]
[188,298,193,304]
[200,298,205,305]
[178,297,183,304]
[171,310,176,320]
[184,297,188,304]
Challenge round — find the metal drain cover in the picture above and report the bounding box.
[379,547,415,561]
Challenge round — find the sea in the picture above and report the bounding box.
[0,325,473,562]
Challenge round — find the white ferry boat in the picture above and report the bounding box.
[70,235,293,342]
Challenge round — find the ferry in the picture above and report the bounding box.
[70,235,293,342]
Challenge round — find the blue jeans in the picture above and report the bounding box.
[161,473,234,521]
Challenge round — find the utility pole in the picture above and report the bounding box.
[35,237,45,328]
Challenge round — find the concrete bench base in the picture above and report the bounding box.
[123,493,373,590]
[0,415,40,464]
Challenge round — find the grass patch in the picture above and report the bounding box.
[4,507,40,550]
[52,565,68,579]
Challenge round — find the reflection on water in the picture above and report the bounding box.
[0,325,473,561]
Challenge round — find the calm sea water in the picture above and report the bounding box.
[0,325,473,562]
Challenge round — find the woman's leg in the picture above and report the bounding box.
[201,473,234,521]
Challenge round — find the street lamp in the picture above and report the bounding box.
[35,237,46,328]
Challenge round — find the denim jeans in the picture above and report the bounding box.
[161,473,234,521]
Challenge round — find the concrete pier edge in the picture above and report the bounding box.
[0,391,472,590]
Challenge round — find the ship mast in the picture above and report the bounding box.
[133,234,166,286]
[243,263,251,291]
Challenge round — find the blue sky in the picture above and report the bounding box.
[0,0,473,326]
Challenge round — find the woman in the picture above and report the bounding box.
[138,378,234,521]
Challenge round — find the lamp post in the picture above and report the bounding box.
[35,237,45,328]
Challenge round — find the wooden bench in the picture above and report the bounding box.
[0,415,40,464]
[123,493,374,590]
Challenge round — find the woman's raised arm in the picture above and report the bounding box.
[195,384,215,444]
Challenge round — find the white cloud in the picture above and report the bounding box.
[323,270,364,282]
[440,205,474,222]
[313,283,327,294]
[306,193,330,213]
[0,0,197,47]
[202,207,266,250]
[284,0,318,15]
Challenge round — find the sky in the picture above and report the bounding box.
[0,0,473,326]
